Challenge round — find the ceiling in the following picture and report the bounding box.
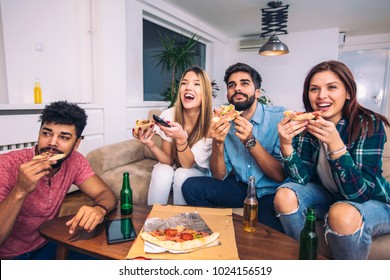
[161,0,390,38]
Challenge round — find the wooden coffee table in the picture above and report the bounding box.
[39,205,302,260]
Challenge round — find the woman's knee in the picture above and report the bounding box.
[151,164,174,182]
[152,163,174,175]
[328,202,362,235]
[174,168,204,189]
[274,187,298,213]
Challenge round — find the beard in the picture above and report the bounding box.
[228,92,256,111]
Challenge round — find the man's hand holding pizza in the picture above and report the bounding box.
[210,118,230,145]
[233,115,253,145]
[14,158,53,197]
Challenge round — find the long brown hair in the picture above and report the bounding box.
[172,66,213,165]
[302,60,389,144]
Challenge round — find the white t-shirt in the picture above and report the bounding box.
[155,107,212,170]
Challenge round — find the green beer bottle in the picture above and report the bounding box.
[299,207,318,259]
[120,172,133,215]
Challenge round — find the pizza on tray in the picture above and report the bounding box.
[141,225,220,251]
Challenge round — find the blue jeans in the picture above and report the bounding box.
[276,182,390,259]
[11,241,97,260]
[182,175,284,233]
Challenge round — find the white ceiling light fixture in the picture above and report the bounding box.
[258,1,290,56]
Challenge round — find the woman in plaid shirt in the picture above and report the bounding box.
[274,60,390,259]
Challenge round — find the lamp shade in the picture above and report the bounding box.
[258,35,289,56]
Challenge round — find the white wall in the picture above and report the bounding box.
[1,0,386,154]
[226,29,339,111]
[92,0,128,144]
[0,2,7,103]
[1,0,93,104]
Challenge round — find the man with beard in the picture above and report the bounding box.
[182,63,287,232]
[0,101,117,259]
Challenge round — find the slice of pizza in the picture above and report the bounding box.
[141,225,220,252]
[33,152,66,161]
[212,104,242,123]
[283,110,321,121]
[135,119,155,131]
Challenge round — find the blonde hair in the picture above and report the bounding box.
[172,66,213,166]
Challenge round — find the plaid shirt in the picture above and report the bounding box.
[282,116,390,204]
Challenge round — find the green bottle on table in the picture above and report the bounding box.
[299,207,318,259]
[120,172,133,215]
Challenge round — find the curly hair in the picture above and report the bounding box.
[39,101,88,138]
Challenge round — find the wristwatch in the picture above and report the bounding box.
[244,136,257,150]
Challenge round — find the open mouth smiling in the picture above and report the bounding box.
[317,102,332,110]
[184,93,195,101]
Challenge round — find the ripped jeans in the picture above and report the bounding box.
[275,182,390,259]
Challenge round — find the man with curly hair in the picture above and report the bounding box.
[0,101,117,259]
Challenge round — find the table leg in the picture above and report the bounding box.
[56,244,69,260]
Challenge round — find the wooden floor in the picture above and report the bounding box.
[59,191,93,217]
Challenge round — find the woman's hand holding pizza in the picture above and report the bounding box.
[278,113,308,144]
[306,118,345,152]
[278,113,308,157]
[132,122,156,149]
[279,110,323,146]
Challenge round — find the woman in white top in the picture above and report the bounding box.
[133,66,213,205]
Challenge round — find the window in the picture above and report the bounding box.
[143,19,205,102]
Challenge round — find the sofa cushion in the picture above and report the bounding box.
[101,159,158,205]
[86,139,145,175]
[144,109,163,160]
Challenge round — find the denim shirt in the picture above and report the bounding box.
[223,103,287,197]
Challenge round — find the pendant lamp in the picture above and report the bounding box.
[259,1,290,56]
[258,35,289,56]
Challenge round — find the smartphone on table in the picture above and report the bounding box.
[153,114,171,127]
[105,218,137,244]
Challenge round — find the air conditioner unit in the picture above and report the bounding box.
[238,38,268,51]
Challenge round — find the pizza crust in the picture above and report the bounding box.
[141,231,220,251]
[283,110,321,121]
[33,153,66,161]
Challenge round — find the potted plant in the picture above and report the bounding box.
[153,33,199,107]
[258,89,273,105]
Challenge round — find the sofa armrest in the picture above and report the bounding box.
[86,139,145,176]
